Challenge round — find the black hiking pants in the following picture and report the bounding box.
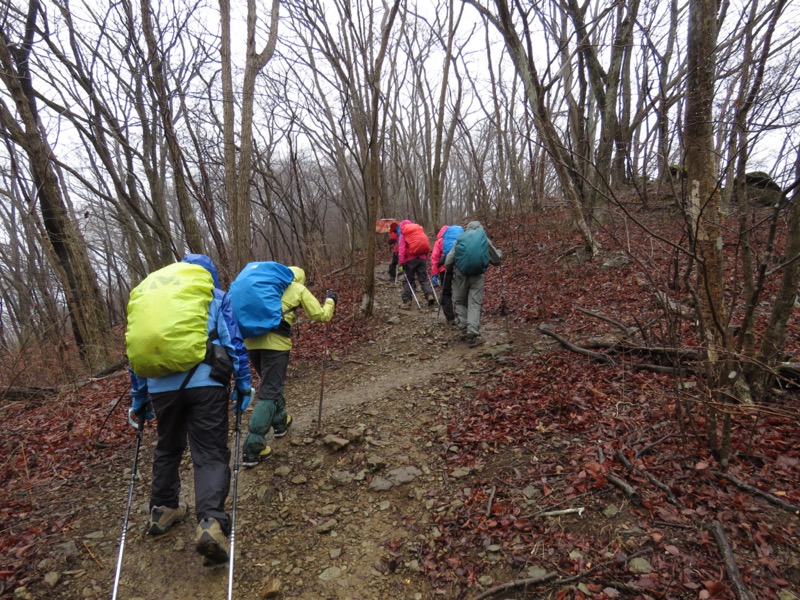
[150,386,231,534]
[441,265,455,322]
[242,349,291,458]
[388,251,398,279]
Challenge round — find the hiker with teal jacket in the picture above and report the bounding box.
[127,253,251,565]
[240,266,336,467]
[444,221,502,347]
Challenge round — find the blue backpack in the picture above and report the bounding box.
[454,228,490,276]
[230,262,295,338]
[442,225,464,256]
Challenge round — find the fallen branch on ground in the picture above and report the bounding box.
[605,473,642,505]
[539,326,696,375]
[538,326,613,363]
[535,507,585,517]
[710,520,756,600]
[710,469,800,514]
[575,306,638,337]
[616,450,681,507]
[472,547,653,600]
[485,485,496,516]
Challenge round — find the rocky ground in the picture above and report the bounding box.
[17,269,515,600]
[8,225,800,600]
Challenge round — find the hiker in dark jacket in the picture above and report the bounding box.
[444,221,502,347]
[387,222,400,280]
[128,253,251,565]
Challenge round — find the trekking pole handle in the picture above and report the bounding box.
[127,407,147,430]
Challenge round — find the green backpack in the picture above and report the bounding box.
[454,228,490,276]
[125,262,214,378]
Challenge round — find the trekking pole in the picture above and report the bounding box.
[227,395,244,600]
[403,272,421,308]
[498,262,509,331]
[317,322,330,430]
[427,272,440,307]
[436,269,448,321]
[111,409,146,600]
[94,386,128,444]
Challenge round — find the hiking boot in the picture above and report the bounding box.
[195,518,228,565]
[468,335,484,348]
[446,319,457,327]
[459,330,469,341]
[241,445,272,468]
[148,502,188,536]
[426,295,435,306]
[273,415,293,438]
[399,300,411,310]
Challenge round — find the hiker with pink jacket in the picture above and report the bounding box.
[398,219,435,307]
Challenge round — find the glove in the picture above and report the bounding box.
[128,395,154,428]
[326,290,339,305]
[231,386,252,414]
[398,265,404,274]
[431,274,439,286]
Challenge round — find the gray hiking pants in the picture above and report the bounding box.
[452,271,485,337]
[150,386,231,534]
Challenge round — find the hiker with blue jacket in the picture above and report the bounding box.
[434,224,464,326]
[237,266,336,467]
[444,221,502,347]
[127,253,251,565]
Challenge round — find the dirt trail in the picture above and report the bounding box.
[37,269,513,600]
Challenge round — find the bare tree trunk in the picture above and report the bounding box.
[429,2,463,227]
[751,152,800,400]
[657,0,679,183]
[684,0,730,463]
[0,5,111,367]
[140,0,204,256]
[219,0,238,266]
[362,0,401,317]
[470,0,598,257]
[235,0,280,270]
[219,0,280,272]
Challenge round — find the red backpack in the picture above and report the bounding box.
[403,223,430,257]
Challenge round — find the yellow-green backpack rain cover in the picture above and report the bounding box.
[125,262,215,378]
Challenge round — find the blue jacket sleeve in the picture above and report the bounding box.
[214,290,251,389]
[129,368,148,406]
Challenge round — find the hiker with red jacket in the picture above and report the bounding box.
[398,219,435,307]
[387,222,400,280]
[445,221,502,347]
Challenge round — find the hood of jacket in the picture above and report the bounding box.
[400,220,417,236]
[289,266,306,285]
[182,254,220,288]
[436,225,449,240]
[465,221,483,232]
